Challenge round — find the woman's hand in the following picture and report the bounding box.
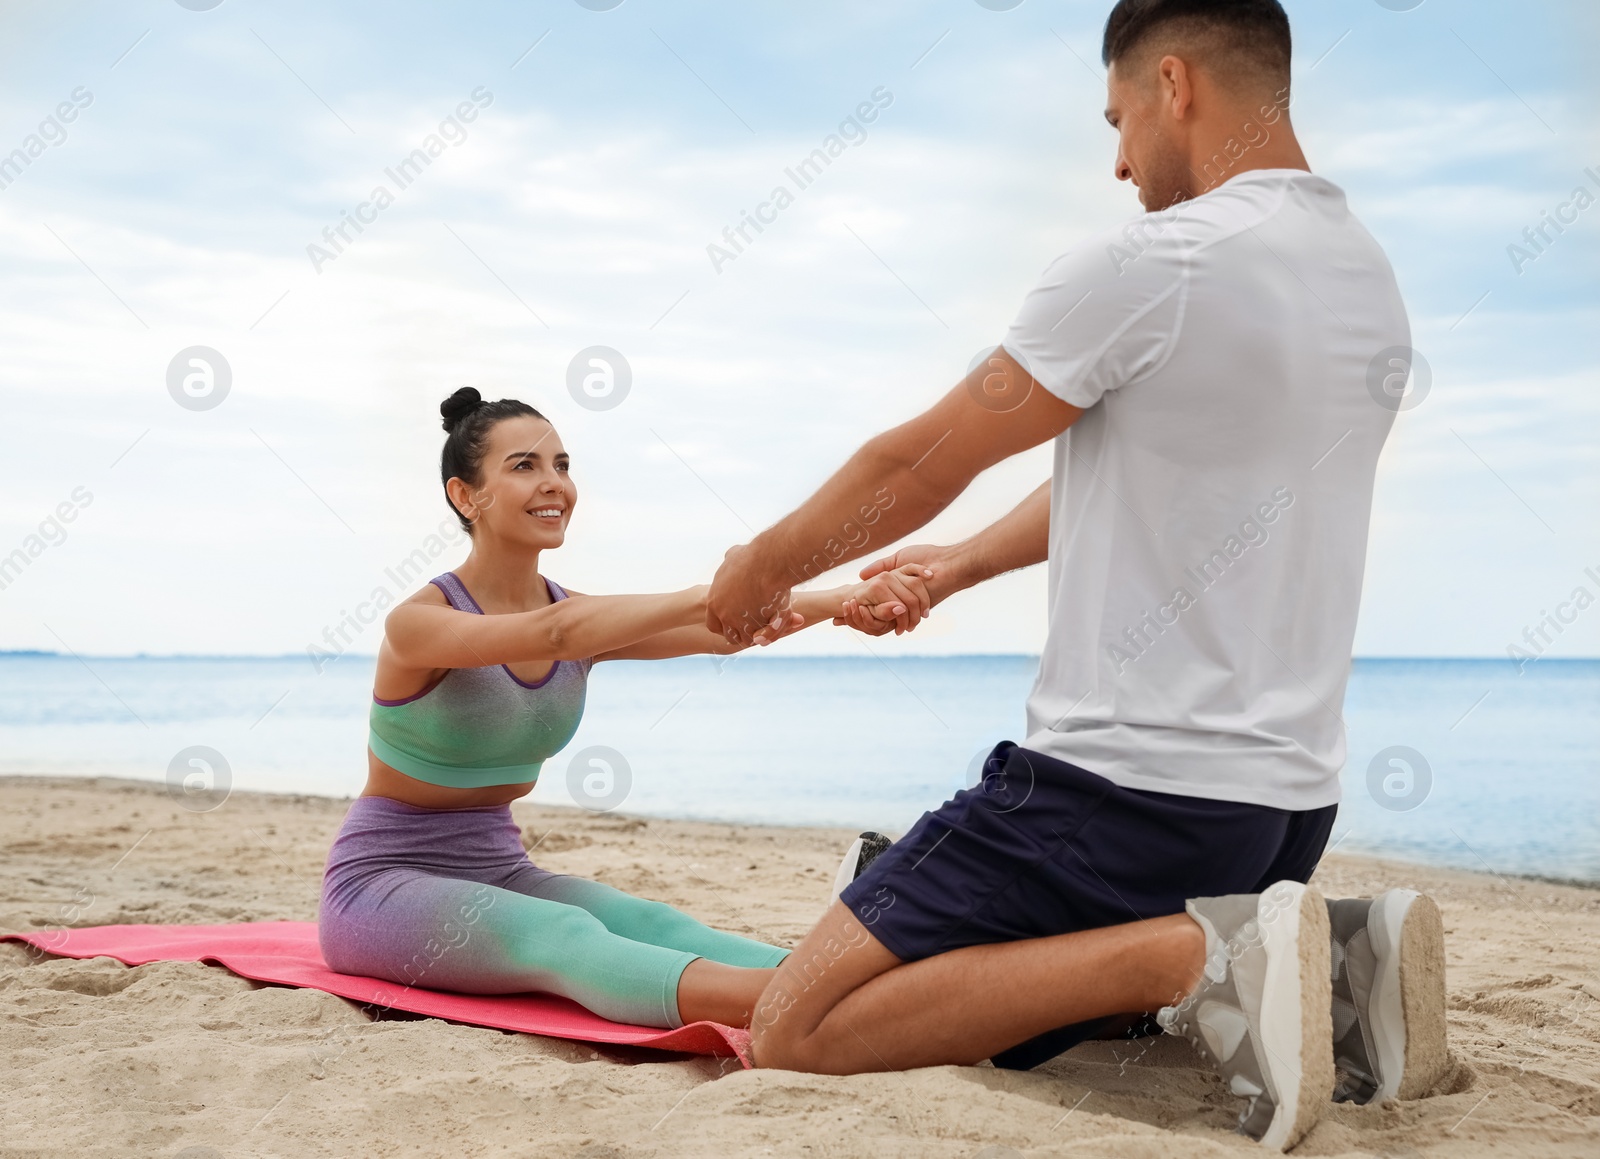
[834,560,939,636]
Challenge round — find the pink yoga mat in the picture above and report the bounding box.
[4,922,752,1065]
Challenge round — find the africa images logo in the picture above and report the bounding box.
[566,347,632,411]
[166,346,232,411]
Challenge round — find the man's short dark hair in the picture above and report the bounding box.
[1101,0,1292,90]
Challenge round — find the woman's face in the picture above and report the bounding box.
[450,415,576,549]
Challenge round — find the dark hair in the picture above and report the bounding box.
[1101,0,1291,90]
[438,386,547,532]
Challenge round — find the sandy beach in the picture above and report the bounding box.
[2,775,1596,1158]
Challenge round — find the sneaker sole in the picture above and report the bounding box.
[1369,891,1450,1101]
[830,836,867,901]
[1258,882,1334,1152]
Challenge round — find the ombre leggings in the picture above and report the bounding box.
[318,796,787,1028]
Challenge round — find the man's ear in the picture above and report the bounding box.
[1158,54,1194,121]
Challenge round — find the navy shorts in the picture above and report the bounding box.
[838,741,1337,1069]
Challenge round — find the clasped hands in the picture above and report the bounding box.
[707,543,953,646]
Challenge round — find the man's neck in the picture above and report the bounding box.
[1183,102,1310,200]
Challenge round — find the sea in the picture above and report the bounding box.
[1,653,1595,885]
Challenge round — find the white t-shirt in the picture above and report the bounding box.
[1004,169,1407,811]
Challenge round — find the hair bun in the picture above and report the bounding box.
[440,386,484,433]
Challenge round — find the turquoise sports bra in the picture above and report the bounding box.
[368,572,591,788]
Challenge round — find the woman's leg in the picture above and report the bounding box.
[675,957,778,1026]
[319,870,703,1028]
[505,870,790,1025]
[508,869,789,968]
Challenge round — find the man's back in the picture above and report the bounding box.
[1007,169,1409,809]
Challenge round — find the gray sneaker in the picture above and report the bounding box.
[1157,881,1334,1151]
[1328,889,1449,1104]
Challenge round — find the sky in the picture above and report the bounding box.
[0,0,1595,660]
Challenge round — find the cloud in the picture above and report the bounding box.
[0,0,1593,659]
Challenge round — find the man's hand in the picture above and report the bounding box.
[834,550,948,636]
[707,542,798,646]
[858,545,948,585]
[835,561,938,636]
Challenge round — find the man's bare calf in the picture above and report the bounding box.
[750,901,1204,1074]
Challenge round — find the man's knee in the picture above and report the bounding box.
[749,999,836,1072]
[748,974,809,1068]
[747,902,900,1073]
[750,996,891,1075]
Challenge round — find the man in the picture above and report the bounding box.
[707,0,1449,1150]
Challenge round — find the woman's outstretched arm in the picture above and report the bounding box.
[383,586,709,669]
[595,567,934,661]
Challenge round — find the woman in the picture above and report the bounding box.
[318,388,932,1030]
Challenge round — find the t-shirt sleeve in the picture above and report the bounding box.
[1002,228,1187,410]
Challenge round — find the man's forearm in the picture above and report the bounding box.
[710,358,1080,642]
[749,432,968,590]
[937,480,1050,598]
